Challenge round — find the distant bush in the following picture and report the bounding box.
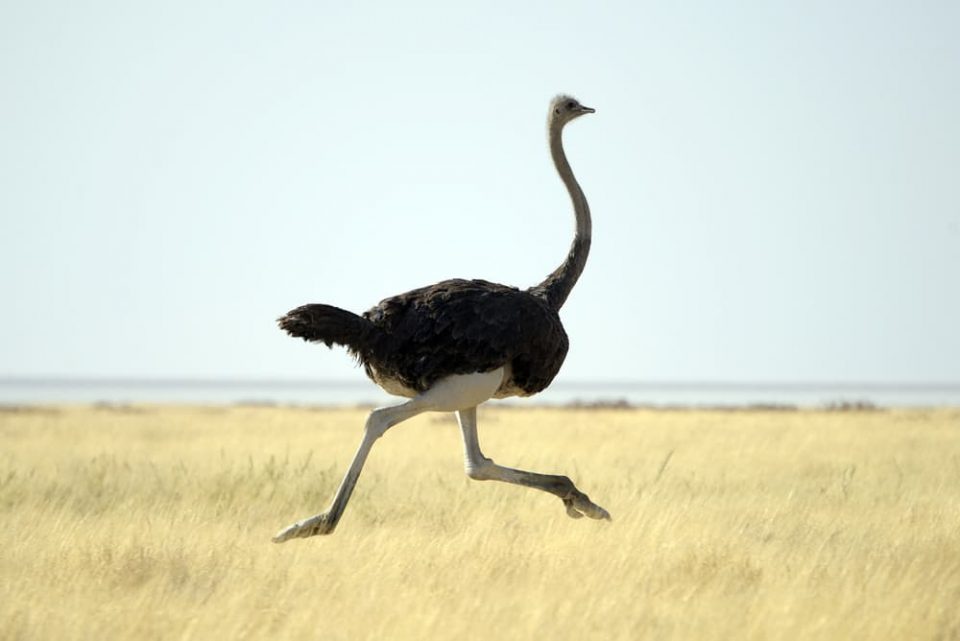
[823,399,880,411]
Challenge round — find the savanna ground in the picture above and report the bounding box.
[1,404,958,640]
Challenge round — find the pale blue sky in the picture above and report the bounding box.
[1,1,958,383]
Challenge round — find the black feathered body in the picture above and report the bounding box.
[279,279,569,398]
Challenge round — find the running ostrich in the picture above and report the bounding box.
[273,95,609,542]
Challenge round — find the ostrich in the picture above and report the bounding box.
[272,94,609,542]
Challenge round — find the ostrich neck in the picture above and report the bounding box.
[530,121,592,311]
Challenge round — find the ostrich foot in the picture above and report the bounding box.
[562,490,611,521]
[272,513,336,543]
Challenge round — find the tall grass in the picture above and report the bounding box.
[1,405,958,640]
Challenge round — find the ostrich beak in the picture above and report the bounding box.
[579,105,596,114]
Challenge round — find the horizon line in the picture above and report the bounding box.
[1,376,959,391]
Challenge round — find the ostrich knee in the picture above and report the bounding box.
[465,457,495,481]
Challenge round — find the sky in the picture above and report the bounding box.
[1,1,958,384]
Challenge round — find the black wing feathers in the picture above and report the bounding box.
[279,279,569,396]
[362,279,568,394]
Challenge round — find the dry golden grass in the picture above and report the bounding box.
[1,404,959,640]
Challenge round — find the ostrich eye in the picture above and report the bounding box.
[566,101,576,109]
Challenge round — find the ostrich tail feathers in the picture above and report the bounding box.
[278,304,377,356]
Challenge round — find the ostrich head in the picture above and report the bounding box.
[549,95,595,127]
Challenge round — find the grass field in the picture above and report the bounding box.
[1,404,958,640]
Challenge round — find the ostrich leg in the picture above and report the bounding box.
[456,407,610,520]
[272,400,427,542]
[273,368,506,542]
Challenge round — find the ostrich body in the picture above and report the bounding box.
[273,95,608,542]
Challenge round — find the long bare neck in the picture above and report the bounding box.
[529,120,592,311]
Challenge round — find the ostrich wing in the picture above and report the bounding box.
[363,279,569,394]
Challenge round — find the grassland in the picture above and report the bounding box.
[1,404,958,640]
